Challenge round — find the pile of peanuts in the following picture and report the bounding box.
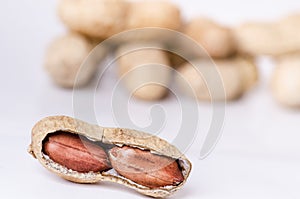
[45,0,300,108]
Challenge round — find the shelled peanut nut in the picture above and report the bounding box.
[58,0,128,39]
[176,56,258,101]
[43,132,111,173]
[271,56,300,107]
[28,116,192,198]
[109,146,184,188]
[44,33,107,88]
[184,17,237,58]
[116,42,172,100]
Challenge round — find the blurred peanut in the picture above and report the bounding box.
[110,0,182,44]
[234,22,283,56]
[126,0,181,31]
[45,33,107,88]
[271,55,300,107]
[184,17,237,58]
[116,42,172,100]
[235,56,259,91]
[58,0,128,39]
[234,13,300,56]
[176,56,258,101]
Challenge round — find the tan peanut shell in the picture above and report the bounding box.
[126,0,181,31]
[184,17,237,58]
[28,116,192,198]
[116,42,172,100]
[44,33,107,88]
[176,56,258,101]
[271,55,300,107]
[235,56,258,91]
[233,22,283,56]
[234,13,300,56]
[109,0,182,45]
[58,0,128,39]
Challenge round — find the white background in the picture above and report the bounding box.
[1,0,300,198]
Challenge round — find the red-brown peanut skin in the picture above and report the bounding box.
[109,146,184,188]
[43,132,111,173]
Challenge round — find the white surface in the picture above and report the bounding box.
[1,0,300,198]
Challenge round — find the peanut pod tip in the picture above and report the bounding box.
[28,116,192,198]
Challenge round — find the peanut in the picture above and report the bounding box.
[116,42,172,100]
[44,33,106,88]
[28,116,192,198]
[58,0,181,40]
[233,22,283,56]
[126,0,181,31]
[109,146,184,188]
[184,17,237,58]
[236,56,259,91]
[234,13,300,56]
[43,132,111,173]
[176,56,258,101]
[271,55,300,107]
[58,0,128,39]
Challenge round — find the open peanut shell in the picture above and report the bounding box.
[28,116,192,198]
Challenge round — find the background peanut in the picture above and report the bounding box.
[234,14,300,56]
[184,17,237,58]
[126,0,181,31]
[58,0,128,39]
[45,33,105,88]
[116,42,172,100]
[271,56,300,107]
[176,57,258,101]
